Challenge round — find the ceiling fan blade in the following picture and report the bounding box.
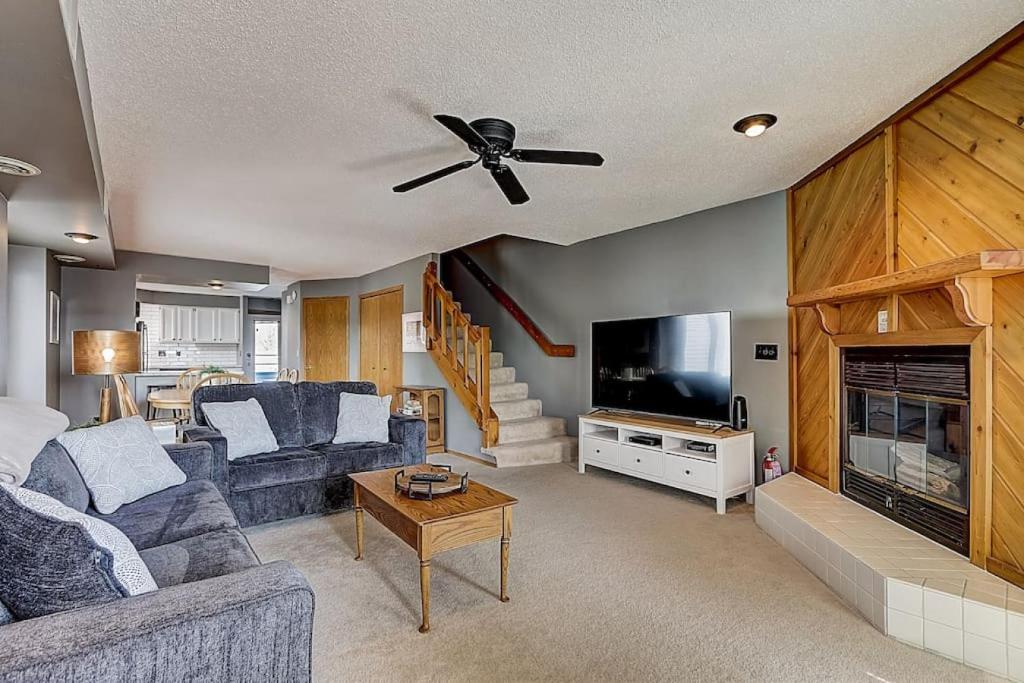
[393,159,477,193]
[434,115,489,149]
[511,149,604,166]
[490,165,529,205]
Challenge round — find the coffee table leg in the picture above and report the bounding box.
[354,485,364,561]
[419,560,431,633]
[500,505,512,602]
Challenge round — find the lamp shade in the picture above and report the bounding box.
[72,330,141,375]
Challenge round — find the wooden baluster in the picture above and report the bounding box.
[422,271,432,350]
[479,327,491,422]
[439,296,448,357]
[461,320,470,384]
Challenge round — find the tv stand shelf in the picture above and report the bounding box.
[578,412,755,514]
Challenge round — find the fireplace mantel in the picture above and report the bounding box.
[788,250,1024,334]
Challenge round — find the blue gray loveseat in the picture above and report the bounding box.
[184,380,426,527]
[0,439,314,682]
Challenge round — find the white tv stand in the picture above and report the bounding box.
[578,411,755,514]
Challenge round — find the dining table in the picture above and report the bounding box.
[147,387,192,421]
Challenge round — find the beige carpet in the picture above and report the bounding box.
[247,456,985,682]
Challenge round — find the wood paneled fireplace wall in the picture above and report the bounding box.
[787,23,1024,588]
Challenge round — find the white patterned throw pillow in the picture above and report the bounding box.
[3,484,157,595]
[201,398,279,461]
[57,416,186,514]
[333,393,392,444]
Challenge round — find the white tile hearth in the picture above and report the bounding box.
[757,473,1023,680]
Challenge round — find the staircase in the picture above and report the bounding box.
[422,259,577,467]
[480,350,576,467]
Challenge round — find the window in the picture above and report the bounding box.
[254,320,280,382]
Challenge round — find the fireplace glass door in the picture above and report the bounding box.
[894,396,969,510]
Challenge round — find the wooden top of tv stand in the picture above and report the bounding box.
[581,410,752,438]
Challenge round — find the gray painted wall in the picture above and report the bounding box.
[7,245,61,406]
[445,192,790,469]
[60,251,270,423]
[297,255,483,455]
[136,290,240,308]
[0,195,7,394]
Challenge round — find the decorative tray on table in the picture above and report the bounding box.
[394,464,469,500]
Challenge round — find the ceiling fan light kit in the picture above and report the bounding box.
[393,114,604,205]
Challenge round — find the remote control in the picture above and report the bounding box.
[410,473,448,483]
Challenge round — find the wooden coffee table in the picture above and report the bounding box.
[349,465,518,633]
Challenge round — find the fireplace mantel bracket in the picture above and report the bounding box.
[789,250,1024,336]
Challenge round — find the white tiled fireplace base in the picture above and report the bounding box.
[756,473,1024,679]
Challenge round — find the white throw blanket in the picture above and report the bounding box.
[0,398,70,485]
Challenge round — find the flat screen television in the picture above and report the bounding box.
[592,312,732,423]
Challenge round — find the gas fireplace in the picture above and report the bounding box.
[841,346,970,556]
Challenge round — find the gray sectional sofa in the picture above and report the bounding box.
[184,380,426,527]
[0,439,314,682]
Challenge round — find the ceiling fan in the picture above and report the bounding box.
[392,115,604,205]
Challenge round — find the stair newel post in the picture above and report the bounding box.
[423,264,434,350]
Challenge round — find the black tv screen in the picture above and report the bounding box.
[592,312,732,423]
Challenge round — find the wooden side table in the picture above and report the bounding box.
[395,385,445,454]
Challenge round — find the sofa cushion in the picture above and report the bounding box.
[193,382,303,448]
[0,600,13,625]
[0,484,156,620]
[57,417,187,514]
[0,397,69,486]
[296,381,377,446]
[23,440,90,513]
[313,441,404,477]
[139,528,259,588]
[98,480,238,551]
[229,447,326,492]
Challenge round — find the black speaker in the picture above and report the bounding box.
[732,395,748,430]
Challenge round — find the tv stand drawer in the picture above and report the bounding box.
[665,453,716,490]
[580,437,619,467]
[619,444,664,478]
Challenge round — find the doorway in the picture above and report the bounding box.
[359,286,403,397]
[252,319,281,382]
[303,296,350,381]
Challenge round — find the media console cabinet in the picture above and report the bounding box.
[578,411,755,514]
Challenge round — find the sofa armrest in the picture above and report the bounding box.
[389,413,426,465]
[162,441,214,483]
[0,561,313,683]
[181,425,229,496]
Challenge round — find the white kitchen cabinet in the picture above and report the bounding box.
[176,307,195,342]
[215,308,240,343]
[194,307,218,343]
[159,306,178,342]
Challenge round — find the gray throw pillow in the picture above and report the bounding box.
[333,393,392,444]
[202,398,279,460]
[0,484,156,620]
[57,416,186,514]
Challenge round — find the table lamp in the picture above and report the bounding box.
[72,330,141,422]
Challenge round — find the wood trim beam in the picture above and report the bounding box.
[945,277,993,327]
[792,21,1024,191]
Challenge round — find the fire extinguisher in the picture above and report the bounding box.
[763,447,783,482]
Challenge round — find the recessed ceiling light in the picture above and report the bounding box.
[733,113,778,138]
[64,232,98,244]
[53,254,86,264]
[0,156,41,177]
[208,280,225,290]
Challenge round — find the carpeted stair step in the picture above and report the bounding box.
[490,366,516,385]
[489,351,503,368]
[490,381,529,402]
[482,436,578,467]
[497,416,566,445]
[491,398,543,421]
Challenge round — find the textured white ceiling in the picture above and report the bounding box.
[76,1,1023,280]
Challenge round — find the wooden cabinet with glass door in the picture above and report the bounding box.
[396,385,445,454]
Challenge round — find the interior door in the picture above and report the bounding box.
[359,287,403,398]
[303,296,349,381]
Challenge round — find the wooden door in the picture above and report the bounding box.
[303,296,349,381]
[359,286,403,398]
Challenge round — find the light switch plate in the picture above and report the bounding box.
[877,310,889,333]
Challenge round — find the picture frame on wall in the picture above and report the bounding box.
[402,311,426,353]
[48,291,60,344]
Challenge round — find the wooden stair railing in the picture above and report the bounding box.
[451,249,575,357]
[423,262,500,448]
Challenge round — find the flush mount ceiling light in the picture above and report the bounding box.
[0,155,41,177]
[208,280,225,290]
[732,113,778,137]
[64,232,98,244]
[53,254,86,264]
